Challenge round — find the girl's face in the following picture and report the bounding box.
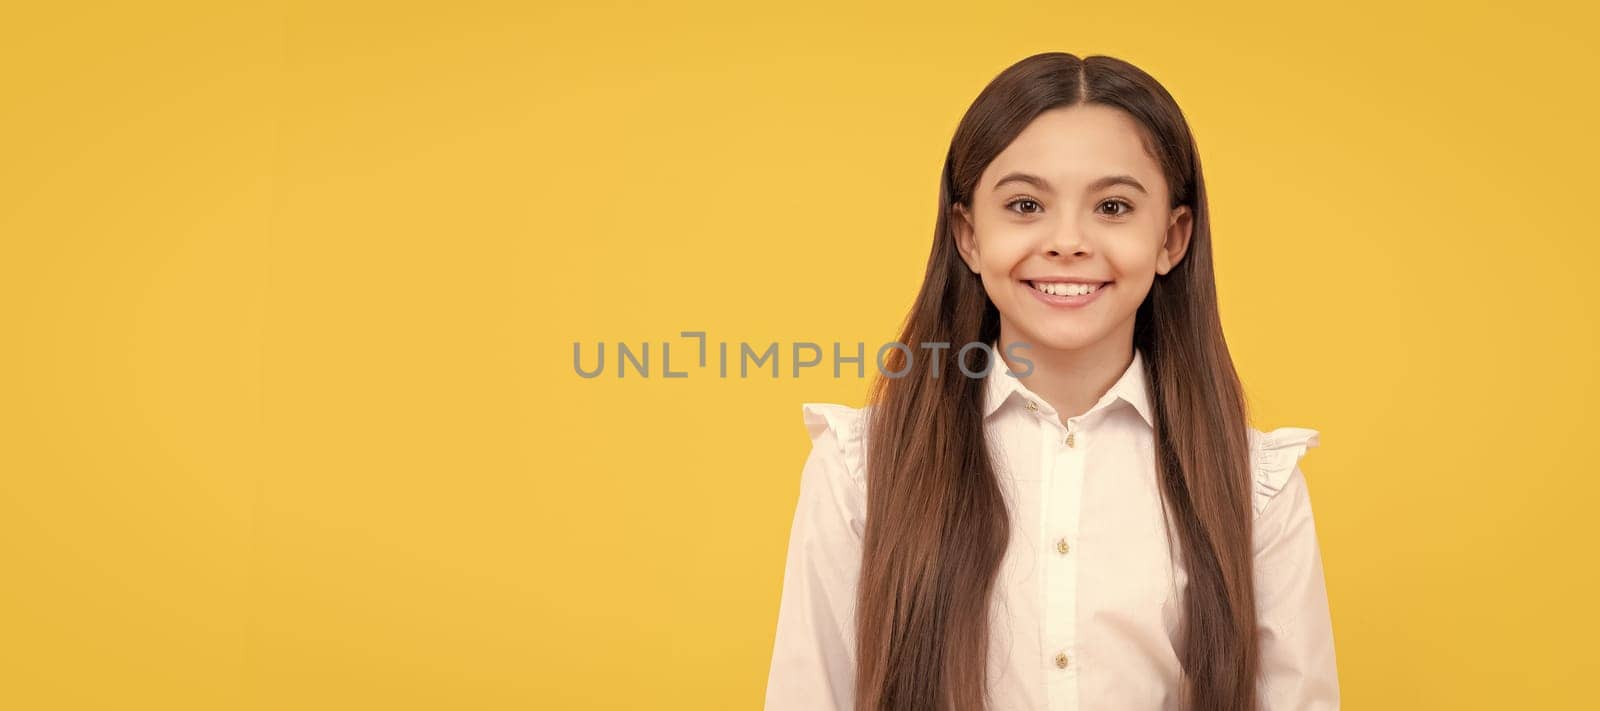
[953,104,1193,356]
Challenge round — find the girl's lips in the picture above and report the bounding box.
[1024,280,1110,308]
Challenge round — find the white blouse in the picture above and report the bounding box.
[763,347,1339,710]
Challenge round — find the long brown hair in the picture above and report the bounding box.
[854,52,1258,711]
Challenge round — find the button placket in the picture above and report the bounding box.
[1043,410,1084,696]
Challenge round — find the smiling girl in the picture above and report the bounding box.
[763,53,1338,711]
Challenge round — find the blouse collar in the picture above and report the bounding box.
[980,340,1154,427]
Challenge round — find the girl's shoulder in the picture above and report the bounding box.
[1247,425,1322,519]
[799,403,875,494]
[797,405,1322,520]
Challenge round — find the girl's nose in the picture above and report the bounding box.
[1044,220,1090,257]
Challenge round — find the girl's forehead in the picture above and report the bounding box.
[984,106,1163,189]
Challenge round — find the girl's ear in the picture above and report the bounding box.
[1156,205,1193,276]
[951,204,981,274]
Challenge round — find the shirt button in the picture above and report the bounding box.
[1056,538,1070,555]
[1055,651,1070,669]
[1026,400,1039,412]
[1065,432,1076,447]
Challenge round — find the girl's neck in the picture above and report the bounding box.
[996,326,1136,424]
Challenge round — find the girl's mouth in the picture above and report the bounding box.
[1025,279,1110,308]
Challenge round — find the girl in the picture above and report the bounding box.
[763,53,1338,711]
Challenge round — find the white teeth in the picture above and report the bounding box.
[1032,281,1101,297]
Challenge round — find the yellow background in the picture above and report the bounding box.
[2,1,1596,708]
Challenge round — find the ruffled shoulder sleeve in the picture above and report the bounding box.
[769,404,873,709]
[1248,426,1321,519]
[800,402,870,495]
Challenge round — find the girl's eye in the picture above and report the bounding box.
[1006,198,1043,214]
[1097,199,1134,217]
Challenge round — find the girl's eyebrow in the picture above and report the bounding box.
[1090,174,1149,195]
[992,171,1149,195]
[992,172,1054,193]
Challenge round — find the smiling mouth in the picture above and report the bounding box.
[1025,280,1110,297]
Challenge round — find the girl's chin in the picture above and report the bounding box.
[1006,323,1105,353]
